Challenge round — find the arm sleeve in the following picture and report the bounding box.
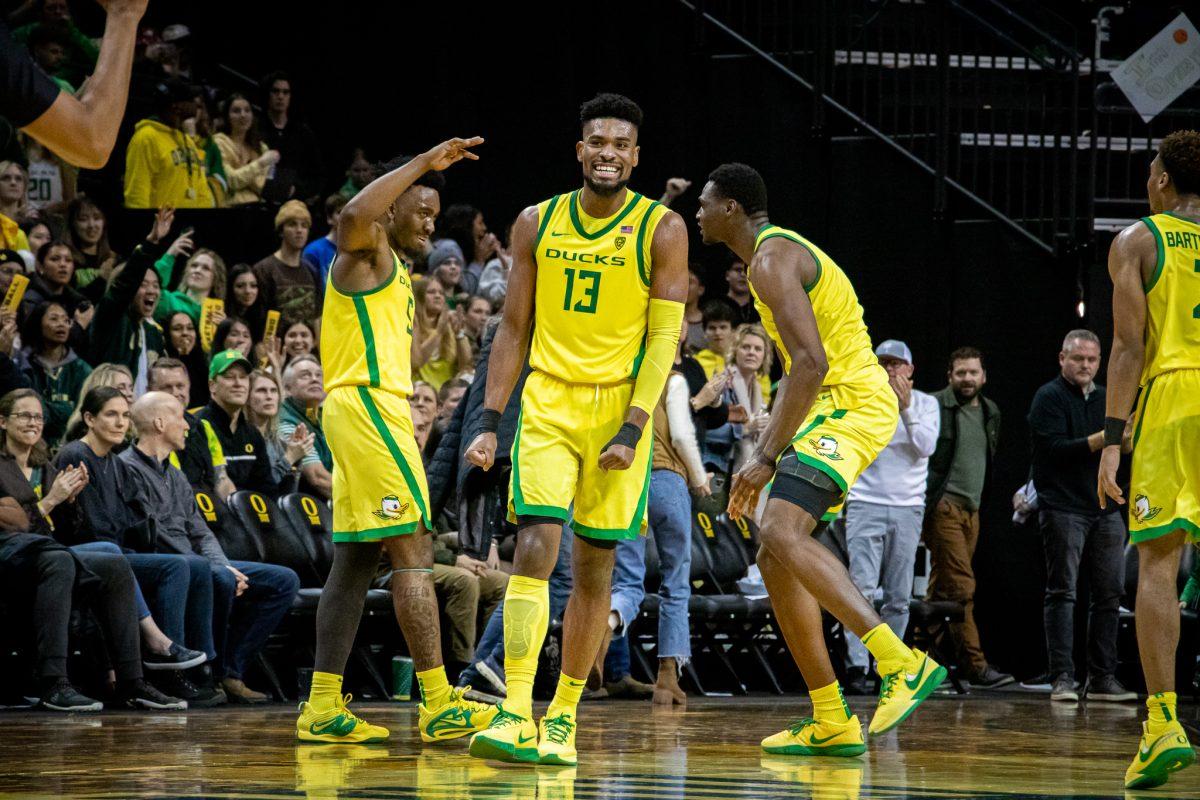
[665,374,708,487]
[901,393,940,458]
[629,299,685,415]
[0,21,60,128]
[153,252,177,290]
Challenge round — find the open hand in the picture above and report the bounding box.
[148,206,174,243]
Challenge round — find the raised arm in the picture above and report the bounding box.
[463,205,539,471]
[1098,222,1151,508]
[21,1,147,169]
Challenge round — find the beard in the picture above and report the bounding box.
[584,175,629,197]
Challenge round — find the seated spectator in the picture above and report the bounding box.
[212,93,279,206]
[254,201,321,329]
[211,316,253,359]
[187,91,228,206]
[20,301,92,444]
[277,355,332,500]
[245,369,312,493]
[24,133,75,215]
[693,300,736,379]
[436,378,470,432]
[225,264,267,343]
[66,196,120,300]
[729,323,772,474]
[413,277,470,391]
[461,295,491,349]
[337,148,373,200]
[477,223,512,309]
[259,71,324,204]
[0,160,32,226]
[21,219,52,261]
[0,250,25,296]
[123,78,216,209]
[303,194,347,286]
[63,363,133,442]
[11,0,99,87]
[121,391,300,704]
[280,318,316,368]
[410,380,438,458]
[147,358,230,498]
[429,534,508,675]
[724,258,760,325]
[183,350,280,497]
[162,311,209,408]
[20,241,86,327]
[27,21,78,93]
[684,269,707,351]
[436,203,498,294]
[0,169,32,261]
[155,247,226,327]
[428,239,469,300]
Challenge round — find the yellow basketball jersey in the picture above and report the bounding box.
[750,225,884,391]
[1139,212,1200,385]
[321,250,416,398]
[529,189,668,385]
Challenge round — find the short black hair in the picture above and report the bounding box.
[707,163,768,216]
[580,93,643,130]
[701,300,737,327]
[261,70,290,91]
[375,155,445,193]
[948,346,985,371]
[1159,130,1200,196]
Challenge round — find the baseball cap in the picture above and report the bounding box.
[0,249,24,269]
[875,339,913,364]
[209,350,253,379]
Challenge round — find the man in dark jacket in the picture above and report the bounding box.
[1028,330,1135,703]
[924,347,1012,688]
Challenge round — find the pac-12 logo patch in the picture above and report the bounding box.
[809,435,844,461]
[1133,494,1161,523]
[614,236,627,251]
[373,494,410,520]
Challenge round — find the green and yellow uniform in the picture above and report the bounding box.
[1128,212,1200,543]
[750,225,896,518]
[321,251,430,542]
[511,189,669,539]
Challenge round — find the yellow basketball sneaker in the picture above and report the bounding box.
[1125,720,1196,790]
[761,716,866,757]
[537,711,578,766]
[468,703,540,763]
[868,649,946,735]
[419,686,499,742]
[296,694,389,744]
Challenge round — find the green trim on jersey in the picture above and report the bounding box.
[535,195,562,247]
[635,200,661,287]
[567,190,643,240]
[352,297,380,388]
[1142,217,1166,293]
[757,229,824,293]
[355,386,430,529]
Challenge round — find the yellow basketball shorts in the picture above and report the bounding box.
[325,385,431,543]
[509,370,652,541]
[1129,368,1200,544]
[782,379,899,521]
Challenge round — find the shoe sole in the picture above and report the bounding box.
[1126,746,1196,790]
[970,677,1016,689]
[469,734,538,763]
[41,701,102,712]
[143,652,208,671]
[475,662,506,696]
[539,751,578,766]
[1050,692,1079,702]
[762,742,867,757]
[297,731,389,744]
[1086,693,1138,702]
[130,699,188,710]
[869,663,948,735]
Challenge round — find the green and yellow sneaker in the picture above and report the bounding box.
[296,694,389,744]
[1125,720,1196,790]
[419,686,498,742]
[538,711,578,766]
[468,703,539,763]
[868,649,946,735]
[761,716,866,757]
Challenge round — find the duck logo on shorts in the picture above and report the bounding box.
[373,494,410,520]
[809,435,844,461]
[1133,494,1162,523]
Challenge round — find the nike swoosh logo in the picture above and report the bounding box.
[1140,747,1154,762]
[809,732,842,745]
[310,714,356,737]
[518,733,537,743]
[550,232,567,237]
[905,661,927,691]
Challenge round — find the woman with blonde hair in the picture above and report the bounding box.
[154,247,228,327]
[0,161,32,256]
[412,276,470,391]
[729,323,773,474]
[62,363,133,444]
[244,368,313,488]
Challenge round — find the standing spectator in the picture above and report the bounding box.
[245,368,312,492]
[11,0,99,86]
[337,148,373,200]
[254,200,321,329]
[723,258,760,325]
[428,239,469,299]
[303,194,347,286]
[683,269,708,352]
[924,346,1012,688]
[121,390,300,703]
[212,93,279,206]
[436,204,498,293]
[259,71,323,203]
[693,300,736,379]
[211,316,253,359]
[280,319,316,367]
[1028,330,1135,703]
[155,247,225,327]
[186,90,227,205]
[225,264,267,342]
[412,277,469,390]
[24,133,74,214]
[277,355,332,500]
[24,19,77,92]
[161,311,208,408]
[842,340,939,695]
[20,301,91,444]
[123,78,216,209]
[476,223,512,308]
[0,160,32,226]
[65,196,119,300]
[20,241,86,325]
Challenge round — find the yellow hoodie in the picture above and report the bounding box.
[123,118,216,209]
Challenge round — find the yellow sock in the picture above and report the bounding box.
[416,666,452,709]
[546,673,586,719]
[810,680,851,724]
[862,623,913,666]
[308,671,343,713]
[503,575,549,718]
[1147,691,1178,734]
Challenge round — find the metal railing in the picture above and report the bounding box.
[680,0,1091,255]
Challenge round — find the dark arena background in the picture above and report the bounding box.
[1,0,1199,798]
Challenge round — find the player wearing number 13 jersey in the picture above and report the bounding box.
[464,94,688,766]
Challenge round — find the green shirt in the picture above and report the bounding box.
[942,402,987,511]
[152,252,203,324]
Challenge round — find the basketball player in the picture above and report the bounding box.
[463,93,687,766]
[296,138,497,743]
[696,163,944,756]
[1099,130,1200,790]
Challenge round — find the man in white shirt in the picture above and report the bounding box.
[842,340,940,693]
